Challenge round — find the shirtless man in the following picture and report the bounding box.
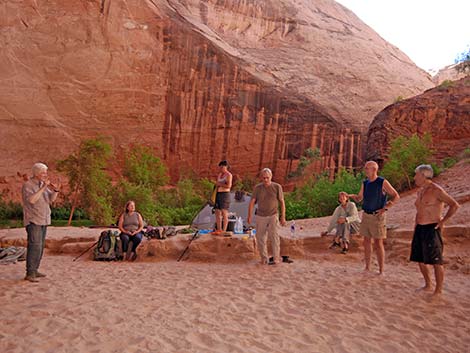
[411,164,460,297]
[349,161,399,274]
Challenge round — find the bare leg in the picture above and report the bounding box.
[433,264,444,296]
[221,209,229,232]
[363,236,372,271]
[215,209,222,231]
[374,239,385,274]
[417,263,433,291]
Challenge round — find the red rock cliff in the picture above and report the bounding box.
[366,77,470,163]
[0,0,433,196]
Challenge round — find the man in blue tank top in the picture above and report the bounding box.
[349,161,399,274]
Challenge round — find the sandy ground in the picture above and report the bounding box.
[2,255,470,353]
[1,161,470,353]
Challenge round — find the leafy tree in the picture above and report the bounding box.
[455,46,470,74]
[57,137,113,225]
[288,147,321,178]
[381,134,432,191]
[123,145,169,193]
[112,180,157,225]
[285,169,363,219]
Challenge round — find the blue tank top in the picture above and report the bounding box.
[362,177,387,212]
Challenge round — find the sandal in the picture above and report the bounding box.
[329,241,341,249]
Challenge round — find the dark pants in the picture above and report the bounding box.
[120,232,143,253]
[26,223,47,276]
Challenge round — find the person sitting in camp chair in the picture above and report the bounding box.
[321,192,360,254]
[118,200,144,261]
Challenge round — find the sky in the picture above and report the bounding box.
[335,0,470,73]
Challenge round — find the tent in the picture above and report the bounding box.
[192,191,256,230]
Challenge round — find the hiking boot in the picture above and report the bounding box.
[35,271,47,278]
[24,275,39,283]
[341,248,348,254]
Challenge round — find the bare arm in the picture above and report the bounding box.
[28,183,49,204]
[133,213,144,235]
[279,197,286,226]
[118,214,127,234]
[436,189,460,229]
[247,197,256,225]
[383,179,400,208]
[348,183,364,203]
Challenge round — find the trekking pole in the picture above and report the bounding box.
[177,230,200,262]
[72,240,99,262]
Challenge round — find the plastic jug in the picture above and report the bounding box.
[234,217,244,234]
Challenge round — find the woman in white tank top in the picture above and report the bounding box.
[213,160,233,234]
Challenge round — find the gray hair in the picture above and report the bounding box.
[415,164,433,179]
[260,168,272,176]
[32,162,48,176]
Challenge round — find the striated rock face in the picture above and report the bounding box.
[366,77,470,163]
[0,0,433,198]
[432,64,468,85]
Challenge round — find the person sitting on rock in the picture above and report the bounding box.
[321,192,360,254]
[118,200,144,261]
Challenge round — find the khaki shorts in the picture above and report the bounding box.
[360,212,387,239]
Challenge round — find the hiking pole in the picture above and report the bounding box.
[72,240,99,262]
[177,230,200,262]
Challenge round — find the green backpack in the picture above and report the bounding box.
[93,230,123,261]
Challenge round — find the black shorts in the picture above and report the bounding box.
[214,192,230,210]
[410,223,443,265]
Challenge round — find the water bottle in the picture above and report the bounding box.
[234,217,243,234]
[290,221,296,238]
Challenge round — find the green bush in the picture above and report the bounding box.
[233,174,258,193]
[57,137,114,225]
[442,157,458,169]
[0,197,23,220]
[285,169,363,219]
[112,180,158,225]
[288,147,321,178]
[381,134,433,191]
[438,80,455,90]
[461,147,470,159]
[394,95,404,103]
[123,145,169,192]
[51,206,88,220]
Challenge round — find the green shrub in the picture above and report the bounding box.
[442,157,458,169]
[112,181,158,225]
[0,197,23,220]
[381,134,433,191]
[288,147,321,178]
[394,96,404,103]
[438,80,455,89]
[123,145,169,192]
[462,147,470,159]
[57,137,114,225]
[285,169,363,219]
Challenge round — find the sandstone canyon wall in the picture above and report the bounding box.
[366,77,470,163]
[0,0,433,199]
[432,64,468,85]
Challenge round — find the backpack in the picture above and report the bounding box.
[93,230,123,261]
[144,226,178,240]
